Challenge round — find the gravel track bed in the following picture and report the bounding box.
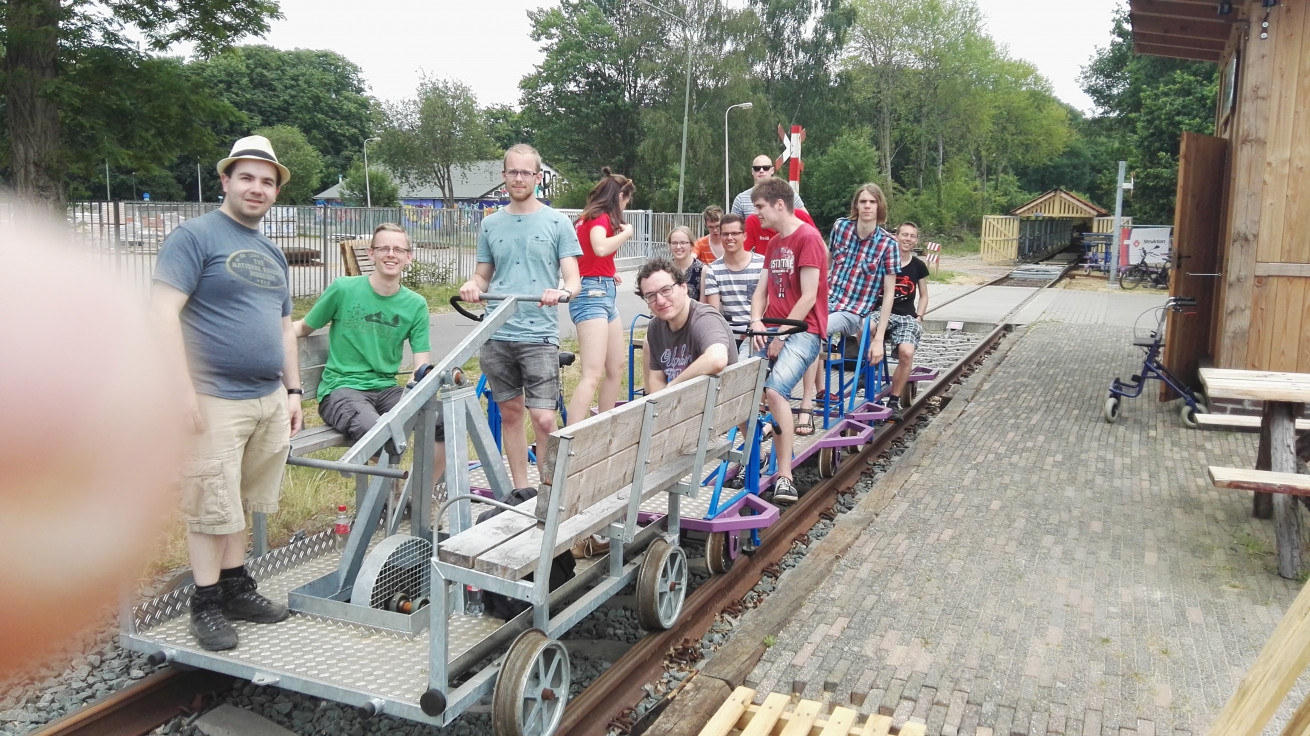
[1,334,993,736]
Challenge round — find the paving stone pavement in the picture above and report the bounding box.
[748,290,1308,735]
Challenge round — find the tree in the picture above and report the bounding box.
[485,104,534,152]
[1078,6,1217,224]
[378,76,496,208]
[800,128,881,229]
[1,0,280,205]
[253,125,324,204]
[339,162,400,207]
[189,46,376,189]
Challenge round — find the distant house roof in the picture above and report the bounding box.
[1009,189,1109,218]
[314,160,560,201]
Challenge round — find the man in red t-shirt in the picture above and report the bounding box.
[746,178,828,506]
[742,206,816,253]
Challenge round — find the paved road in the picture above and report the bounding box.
[744,288,1301,734]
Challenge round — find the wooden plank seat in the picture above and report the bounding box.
[1208,466,1310,496]
[1195,413,1310,431]
[437,358,767,580]
[289,332,348,457]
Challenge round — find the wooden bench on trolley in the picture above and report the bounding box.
[422,358,767,722]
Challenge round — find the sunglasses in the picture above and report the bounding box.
[752,165,773,172]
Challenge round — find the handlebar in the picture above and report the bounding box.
[449,292,573,323]
[732,317,809,338]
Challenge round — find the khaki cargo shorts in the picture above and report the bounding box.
[181,388,290,535]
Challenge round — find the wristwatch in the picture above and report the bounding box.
[287,388,304,396]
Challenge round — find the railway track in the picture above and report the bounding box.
[32,271,1061,736]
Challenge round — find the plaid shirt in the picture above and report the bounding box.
[827,218,900,316]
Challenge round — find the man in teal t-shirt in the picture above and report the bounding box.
[294,224,440,471]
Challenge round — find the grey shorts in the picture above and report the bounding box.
[871,311,923,349]
[320,385,445,443]
[480,339,561,410]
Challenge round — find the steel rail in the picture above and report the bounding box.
[29,669,231,736]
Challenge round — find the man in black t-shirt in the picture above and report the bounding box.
[639,257,738,392]
[874,222,931,420]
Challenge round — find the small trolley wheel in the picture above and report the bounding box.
[636,539,688,630]
[492,629,570,736]
[905,381,918,404]
[1103,396,1120,423]
[705,531,739,576]
[1180,401,1205,429]
[817,447,838,478]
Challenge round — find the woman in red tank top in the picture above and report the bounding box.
[566,168,635,424]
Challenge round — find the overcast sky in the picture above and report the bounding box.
[254,0,1121,114]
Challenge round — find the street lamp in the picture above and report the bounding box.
[724,102,753,210]
[363,137,381,208]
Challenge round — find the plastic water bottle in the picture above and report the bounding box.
[465,585,484,616]
[333,505,352,551]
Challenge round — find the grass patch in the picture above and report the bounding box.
[927,269,961,284]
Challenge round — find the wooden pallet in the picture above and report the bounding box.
[698,687,926,736]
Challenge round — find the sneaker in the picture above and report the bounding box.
[885,405,904,424]
[772,476,800,506]
[190,590,237,651]
[220,575,289,624]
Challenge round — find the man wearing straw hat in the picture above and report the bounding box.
[152,135,303,651]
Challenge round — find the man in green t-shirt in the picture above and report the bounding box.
[294,223,441,474]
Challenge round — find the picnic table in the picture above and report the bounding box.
[1199,368,1310,578]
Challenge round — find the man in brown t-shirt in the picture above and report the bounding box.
[638,257,738,392]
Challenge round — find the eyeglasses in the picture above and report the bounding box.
[720,230,743,238]
[668,240,693,247]
[752,165,773,172]
[640,283,680,304]
[371,246,411,255]
[503,169,539,180]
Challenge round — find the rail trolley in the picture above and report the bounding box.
[120,294,768,736]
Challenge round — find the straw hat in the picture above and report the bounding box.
[216,135,291,185]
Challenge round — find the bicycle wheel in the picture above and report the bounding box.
[1120,265,1145,290]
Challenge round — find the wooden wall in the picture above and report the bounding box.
[1215,0,1310,372]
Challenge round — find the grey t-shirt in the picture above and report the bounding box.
[154,210,292,399]
[476,205,583,344]
[645,300,739,385]
[731,187,806,219]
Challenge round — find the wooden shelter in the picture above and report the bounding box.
[1130,0,1310,378]
[979,189,1115,264]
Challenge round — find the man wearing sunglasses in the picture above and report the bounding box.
[638,256,737,393]
[293,223,441,467]
[730,155,807,218]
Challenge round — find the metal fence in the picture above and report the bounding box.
[69,202,698,300]
[68,201,483,299]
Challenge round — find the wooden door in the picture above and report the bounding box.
[980,216,1018,263]
[1162,132,1227,399]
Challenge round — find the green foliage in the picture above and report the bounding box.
[379,75,497,207]
[189,46,375,189]
[254,125,324,204]
[1077,7,1217,224]
[340,162,400,207]
[401,260,456,290]
[800,128,881,229]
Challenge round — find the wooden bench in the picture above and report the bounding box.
[340,239,372,277]
[1196,413,1310,432]
[1208,466,1310,496]
[289,333,349,456]
[437,358,767,581]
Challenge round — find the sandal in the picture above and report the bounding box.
[795,409,816,436]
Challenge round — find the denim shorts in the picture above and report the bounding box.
[480,339,561,410]
[756,331,821,397]
[568,276,619,323]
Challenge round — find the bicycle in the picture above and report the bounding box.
[1120,252,1170,290]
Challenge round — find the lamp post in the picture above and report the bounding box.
[724,102,753,210]
[363,137,381,208]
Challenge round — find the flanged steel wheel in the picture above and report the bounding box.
[492,629,570,736]
[705,531,739,575]
[817,446,839,478]
[636,539,687,630]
